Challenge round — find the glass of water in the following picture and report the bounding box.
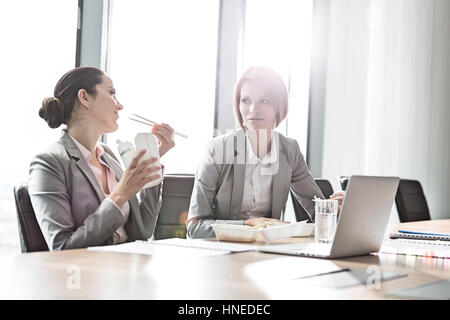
[314,199,338,243]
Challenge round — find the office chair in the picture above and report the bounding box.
[154,174,195,240]
[13,184,49,253]
[314,179,334,199]
[395,179,431,222]
[290,178,334,223]
[339,176,349,191]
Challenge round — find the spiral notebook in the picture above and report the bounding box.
[389,230,450,242]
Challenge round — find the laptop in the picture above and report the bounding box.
[260,175,400,259]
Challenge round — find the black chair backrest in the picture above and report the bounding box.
[395,179,431,222]
[13,184,49,253]
[314,179,334,199]
[154,174,195,240]
[339,176,349,191]
[290,178,334,222]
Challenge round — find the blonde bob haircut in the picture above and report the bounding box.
[233,66,289,130]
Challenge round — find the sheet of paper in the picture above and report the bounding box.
[88,239,231,257]
[380,239,450,258]
[151,238,256,252]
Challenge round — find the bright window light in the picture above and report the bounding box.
[243,0,314,222]
[106,0,219,174]
[0,1,77,251]
[243,0,313,154]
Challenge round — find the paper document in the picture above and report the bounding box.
[380,239,450,258]
[151,238,256,252]
[88,238,256,257]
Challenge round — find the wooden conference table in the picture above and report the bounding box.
[0,220,449,299]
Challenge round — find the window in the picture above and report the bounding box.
[242,0,314,221]
[242,0,314,154]
[0,1,78,254]
[106,0,220,174]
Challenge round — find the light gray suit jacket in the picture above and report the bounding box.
[28,129,163,250]
[187,129,324,238]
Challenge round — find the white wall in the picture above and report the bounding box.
[321,0,450,222]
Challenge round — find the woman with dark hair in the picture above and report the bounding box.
[30,67,175,250]
[187,66,343,239]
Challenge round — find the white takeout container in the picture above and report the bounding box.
[211,221,315,243]
[211,224,258,242]
[259,221,314,241]
[293,222,314,237]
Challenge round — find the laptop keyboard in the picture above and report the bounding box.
[291,243,332,256]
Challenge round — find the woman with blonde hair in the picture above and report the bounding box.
[187,66,342,239]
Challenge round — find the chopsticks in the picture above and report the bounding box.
[128,113,188,138]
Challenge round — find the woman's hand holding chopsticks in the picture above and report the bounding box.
[151,122,175,157]
[127,113,177,157]
[128,113,188,138]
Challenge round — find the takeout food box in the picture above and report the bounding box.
[211,221,314,243]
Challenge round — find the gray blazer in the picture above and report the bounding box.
[187,129,324,238]
[28,129,163,250]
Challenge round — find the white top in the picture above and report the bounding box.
[240,133,279,219]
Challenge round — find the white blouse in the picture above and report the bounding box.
[240,133,279,219]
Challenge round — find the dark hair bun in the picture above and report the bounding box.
[39,97,65,128]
